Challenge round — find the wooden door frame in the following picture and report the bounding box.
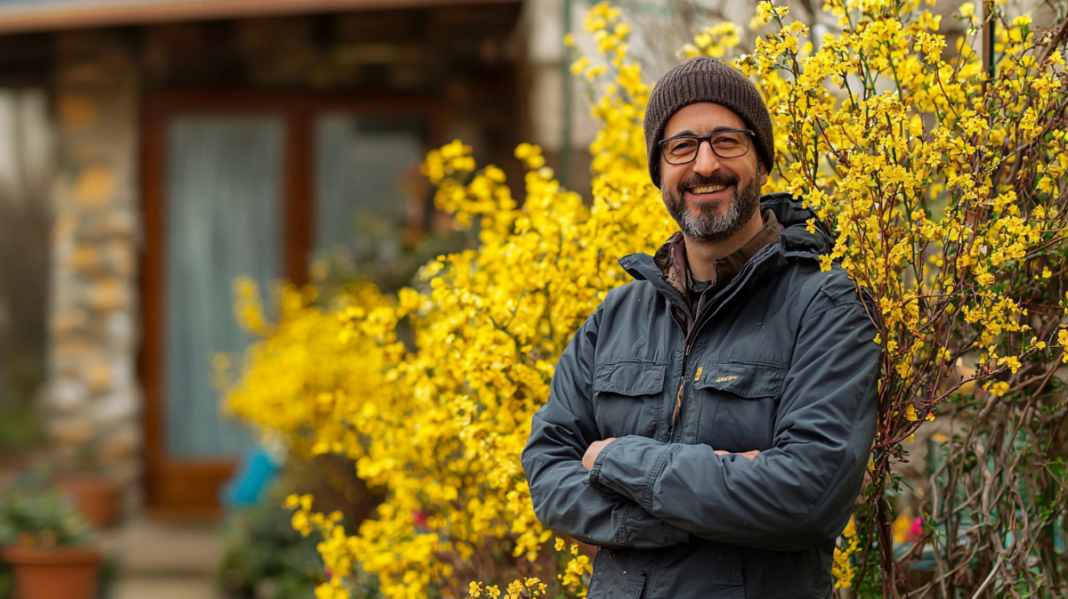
[139,91,443,517]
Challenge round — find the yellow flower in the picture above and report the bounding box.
[756,1,789,25]
[892,512,912,545]
[832,516,859,588]
[984,381,1011,397]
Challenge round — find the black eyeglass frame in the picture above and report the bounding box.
[658,129,755,165]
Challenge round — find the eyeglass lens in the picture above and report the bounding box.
[663,131,750,164]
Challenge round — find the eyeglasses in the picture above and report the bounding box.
[658,129,754,165]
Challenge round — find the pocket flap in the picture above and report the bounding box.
[593,362,666,396]
[693,362,786,399]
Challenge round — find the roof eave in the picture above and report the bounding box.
[0,0,519,35]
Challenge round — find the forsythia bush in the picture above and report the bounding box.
[227,1,1068,597]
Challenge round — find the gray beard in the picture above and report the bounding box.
[663,172,763,242]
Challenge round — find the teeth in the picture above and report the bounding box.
[691,185,727,194]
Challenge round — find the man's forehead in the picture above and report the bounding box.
[663,102,746,137]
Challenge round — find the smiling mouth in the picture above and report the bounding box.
[689,184,729,194]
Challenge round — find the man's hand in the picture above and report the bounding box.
[583,438,617,470]
[714,450,760,460]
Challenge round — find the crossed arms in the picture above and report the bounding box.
[520,293,879,552]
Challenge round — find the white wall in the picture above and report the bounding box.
[0,89,54,204]
[0,88,55,406]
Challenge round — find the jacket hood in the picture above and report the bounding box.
[760,192,833,256]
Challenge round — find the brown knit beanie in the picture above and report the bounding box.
[644,57,774,188]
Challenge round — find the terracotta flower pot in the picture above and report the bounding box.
[0,545,101,599]
[56,477,122,528]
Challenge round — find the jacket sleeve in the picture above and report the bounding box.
[521,305,689,549]
[589,288,879,552]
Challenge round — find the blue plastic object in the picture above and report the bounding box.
[221,446,280,508]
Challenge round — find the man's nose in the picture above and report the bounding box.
[692,140,722,177]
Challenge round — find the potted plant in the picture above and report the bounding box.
[54,445,123,529]
[0,477,101,599]
[53,477,121,530]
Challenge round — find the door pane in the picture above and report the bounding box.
[164,115,284,458]
[314,114,425,253]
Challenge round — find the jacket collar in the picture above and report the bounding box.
[651,209,783,299]
[619,192,832,302]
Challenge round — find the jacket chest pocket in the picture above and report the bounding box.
[694,362,786,452]
[592,361,666,440]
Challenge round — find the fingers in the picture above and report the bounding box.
[713,450,761,460]
[582,438,618,471]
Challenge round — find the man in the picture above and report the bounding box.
[521,57,879,598]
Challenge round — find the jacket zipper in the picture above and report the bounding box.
[667,341,691,442]
[662,246,779,444]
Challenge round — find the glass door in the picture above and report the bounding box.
[164,115,283,459]
[142,94,435,516]
[314,114,426,253]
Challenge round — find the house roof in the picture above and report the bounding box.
[0,0,519,34]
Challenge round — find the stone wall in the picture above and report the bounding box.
[44,30,141,513]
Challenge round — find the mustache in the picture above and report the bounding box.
[676,173,739,195]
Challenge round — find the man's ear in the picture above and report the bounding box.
[759,162,769,188]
